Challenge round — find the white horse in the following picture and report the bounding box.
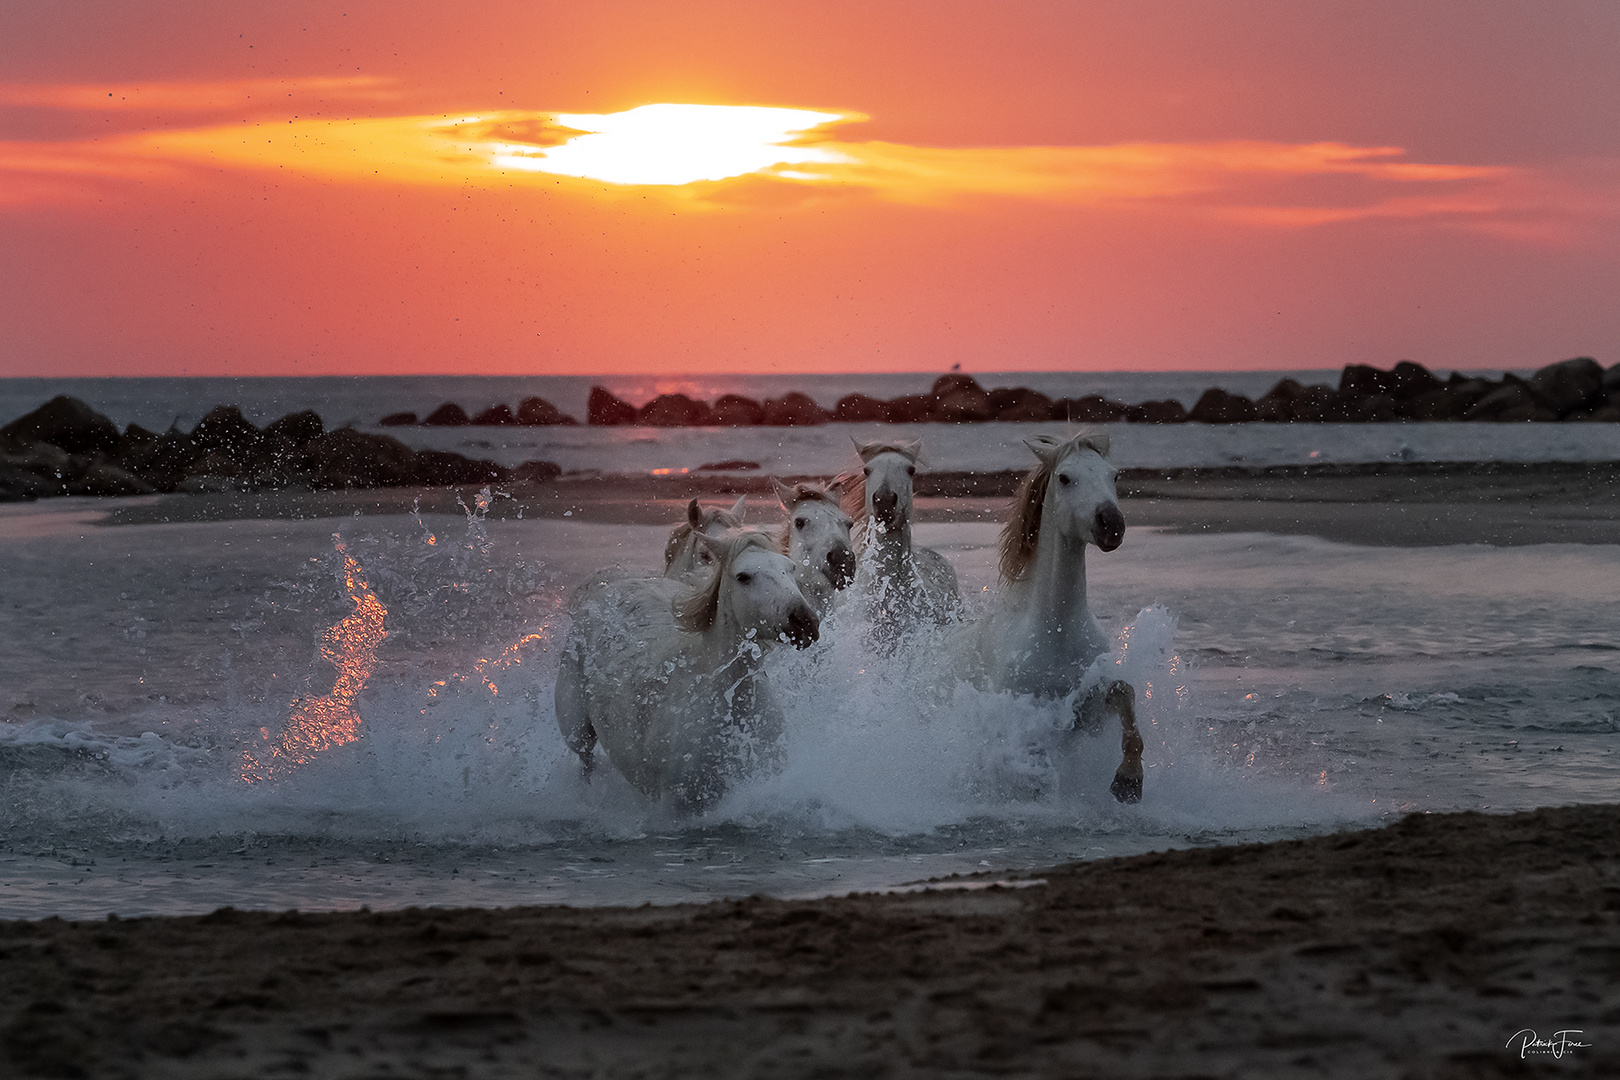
[839,440,962,643]
[772,478,855,614]
[663,495,747,584]
[948,432,1144,803]
[555,530,820,811]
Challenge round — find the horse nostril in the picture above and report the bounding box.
[1094,505,1126,551]
[786,604,820,648]
[827,547,856,588]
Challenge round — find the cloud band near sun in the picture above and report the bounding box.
[0,80,1609,241]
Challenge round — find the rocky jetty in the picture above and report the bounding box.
[0,397,562,503]
[385,358,1617,428]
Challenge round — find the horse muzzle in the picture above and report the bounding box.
[784,603,820,649]
[826,545,856,589]
[1094,505,1125,552]
[870,488,900,528]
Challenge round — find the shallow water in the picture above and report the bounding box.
[1,498,1615,919]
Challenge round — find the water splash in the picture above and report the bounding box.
[240,535,387,782]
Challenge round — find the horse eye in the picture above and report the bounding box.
[699,551,712,563]
[735,572,753,585]
[794,518,806,530]
[906,465,915,476]
[1058,474,1072,486]
[862,466,871,477]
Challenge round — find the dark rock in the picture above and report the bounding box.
[712,395,764,426]
[1339,365,1393,398]
[762,392,829,426]
[1527,357,1604,417]
[988,387,1057,422]
[127,427,200,483]
[412,450,507,486]
[186,450,244,480]
[0,396,120,455]
[883,394,934,423]
[696,459,761,471]
[422,403,471,427]
[511,460,563,483]
[931,375,995,423]
[472,404,518,426]
[1189,389,1258,424]
[1571,402,1620,422]
[1054,396,1128,423]
[1464,383,1555,421]
[264,410,324,447]
[1125,399,1188,424]
[190,406,263,457]
[379,411,417,427]
[517,397,575,426]
[834,394,889,423]
[64,459,157,497]
[1285,385,1354,422]
[243,432,304,484]
[1387,361,1443,400]
[587,387,638,426]
[638,394,714,427]
[1603,362,1620,396]
[114,424,160,465]
[302,429,416,488]
[1414,379,1493,421]
[1350,394,1401,422]
[1255,379,1307,422]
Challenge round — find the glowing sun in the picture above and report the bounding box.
[490,103,853,186]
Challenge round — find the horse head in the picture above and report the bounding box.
[773,478,856,590]
[1000,432,1123,582]
[853,438,923,533]
[679,530,820,649]
[664,495,747,582]
[1029,432,1123,551]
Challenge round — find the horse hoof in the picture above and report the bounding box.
[1110,772,1142,804]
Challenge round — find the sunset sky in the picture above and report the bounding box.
[2,0,1617,377]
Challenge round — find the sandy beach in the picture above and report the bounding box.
[2,802,1614,1078]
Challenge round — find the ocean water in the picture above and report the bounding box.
[1,488,1614,919]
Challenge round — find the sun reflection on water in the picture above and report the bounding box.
[241,536,387,783]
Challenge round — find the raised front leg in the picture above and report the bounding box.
[1105,680,1143,804]
[553,649,596,778]
[1073,679,1143,802]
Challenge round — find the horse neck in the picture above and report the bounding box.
[865,512,913,576]
[1016,513,1089,632]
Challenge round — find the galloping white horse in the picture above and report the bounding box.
[840,440,962,642]
[949,432,1144,803]
[555,530,820,810]
[663,496,747,584]
[772,478,855,613]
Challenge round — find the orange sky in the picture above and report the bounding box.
[2,0,1617,377]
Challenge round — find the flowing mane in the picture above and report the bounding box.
[998,431,1111,584]
[674,530,778,632]
[664,500,746,571]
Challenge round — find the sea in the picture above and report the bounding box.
[1,372,1616,920]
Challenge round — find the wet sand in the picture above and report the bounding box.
[1,803,1614,1078]
[90,459,1620,546]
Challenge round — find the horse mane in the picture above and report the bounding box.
[674,530,777,632]
[663,501,746,571]
[997,431,1110,584]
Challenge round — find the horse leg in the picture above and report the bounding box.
[1105,680,1143,804]
[553,649,596,778]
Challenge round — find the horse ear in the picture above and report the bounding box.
[771,477,795,510]
[730,494,747,521]
[825,475,845,496]
[1074,430,1111,458]
[687,498,703,528]
[901,439,925,463]
[1023,435,1063,465]
[696,530,729,558]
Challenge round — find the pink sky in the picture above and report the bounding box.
[2,0,1617,377]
